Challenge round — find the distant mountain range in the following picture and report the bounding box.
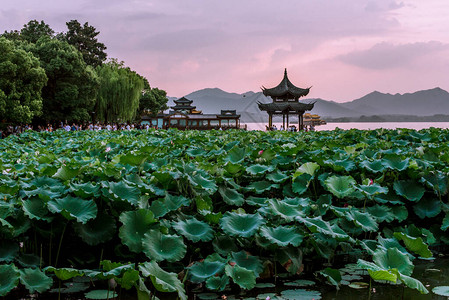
[167,87,449,123]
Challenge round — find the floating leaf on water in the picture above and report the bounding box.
[255,283,275,288]
[348,282,369,289]
[283,279,315,287]
[84,289,118,299]
[280,288,321,300]
[432,286,449,296]
[197,293,220,300]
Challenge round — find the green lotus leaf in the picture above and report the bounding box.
[188,259,226,283]
[224,162,243,175]
[260,226,303,247]
[0,264,19,296]
[117,269,140,290]
[22,197,53,222]
[373,248,414,276]
[291,173,312,195]
[324,175,356,198]
[189,173,217,194]
[212,235,238,256]
[163,193,191,212]
[17,253,40,268]
[360,160,385,173]
[24,176,61,189]
[413,197,442,219]
[374,192,404,205]
[173,218,214,242]
[19,268,53,293]
[186,147,207,157]
[349,210,378,232]
[218,186,244,206]
[357,183,388,197]
[283,279,316,287]
[393,270,428,294]
[268,199,305,221]
[142,230,186,262]
[266,170,289,183]
[220,212,265,238]
[366,205,395,223]
[293,162,320,179]
[377,236,410,257]
[393,232,432,258]
[442,214,449,231]
[70,182,100,198]
[107,181,141,206]
[225,264,256,290]
[206,275,229,292]
[84,289,118,299]
[297,216,349,240]
[393,180,425,202]
[47,196,97,224]
[246,164,274,175]
[73,213,116,246]
[226,147,247,164]
[280,288,322,300]
[0,177,19,195]
[139,261,187,300]
[381,155,409,171]
[149,200,168,218]
[432,286,449,296]
[357,259,397,282]
[23,186,63,201]
[53,165,81,181]
[0,241,18,262]
[119,209,157,253]
[421,172,448,196]
[246,181,279,194]
[319,267,341,288]
[44,266,84,281]
[325,158,356,172]
[391,205,408,222]
[119,153,148,166]
[231,251,263,276]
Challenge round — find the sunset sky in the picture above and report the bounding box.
[2,0,449,102]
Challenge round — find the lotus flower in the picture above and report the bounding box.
[258,150,263,155]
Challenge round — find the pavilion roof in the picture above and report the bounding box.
[257,101,315,113]
[262,68,310,99]
[174,97,194,104]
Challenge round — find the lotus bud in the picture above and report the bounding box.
[105,146,111,153]
[258,150,264,155]
[369,179,373,185]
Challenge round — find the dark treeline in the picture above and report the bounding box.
[0,20,168,129]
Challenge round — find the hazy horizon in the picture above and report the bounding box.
[2,0,449,102]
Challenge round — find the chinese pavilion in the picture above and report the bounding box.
[258,68,314,130]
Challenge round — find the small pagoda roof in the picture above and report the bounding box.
[257,101,315,113]
[170,105,197,110]
[174,97,193,104]
[262,68,310,99]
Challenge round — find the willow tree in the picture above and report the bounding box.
[95,60,144,123]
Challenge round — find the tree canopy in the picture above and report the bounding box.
[139,78,168,116]
[29,37,99,122]
[64,20,107,67]
[0,37,47,124]
[95,60,144,123]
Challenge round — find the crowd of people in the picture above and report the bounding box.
[266,124,315,132]
[0,122,157,139]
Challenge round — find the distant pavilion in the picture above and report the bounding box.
[258,69,314,130]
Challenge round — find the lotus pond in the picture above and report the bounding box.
[1,128,449,299]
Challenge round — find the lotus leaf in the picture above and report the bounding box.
[268,199,304,221]
[280,289,322,300]
[119,209,157,253]
[324,175,356,198]
[22,198,53,222]
[246,164,275,175]
[246,181,279,194]
[139,261,187,300]
[373,248,414,276]
[393,232,432,258]
[189,173,217,194]
[421,172,448,196]
[231,251,263,276]
[293,162,320,178]
[173,218,214,242]
[218,186,244,206]
[47,196,97,224]
[163,193,190,212]
[392,270,428,294]
[297,216,349,240]
[0,241,18,262]
[276,247,304,275]
[442,214,449,231]
[73,213,116,246]
[119,153,148,166]
[413,197,442,219]
[206,275,229,291]
[360,160,385,173]
[432,286,449,296]
[260,226,303,247]
[357,259,397,282]
[391,205,408,222]
[283,279,316,287]
[381,155,409,171]
[188,259,226,283]
[366,205,395,223]
[220,212,265,238]
[19,268,53,293]
[349,210,378,232]
[291,173,312,195]
[225,264,256,290]
[142,230,186,262]
[357,183,388,197]
[53,165,80,181]
[226,146,247,164]
[44,267,84,281]
[212,235,238,255]
[393,180,425,202]
[0,264,19,296]
[266,170,289,183]
[107,181,141,205]
[325,158,356,172]
[84,289,118,299]
[70,182,100,198]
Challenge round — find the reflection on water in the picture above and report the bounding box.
[245,122,449,131]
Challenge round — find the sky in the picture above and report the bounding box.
[1,0,449,102]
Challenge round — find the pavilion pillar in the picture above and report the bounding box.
[268,113,273,129]
[282,113,285,129]
[286,111,289,129]
[299,114,303,130]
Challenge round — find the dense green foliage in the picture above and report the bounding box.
[139,78,168,116]
[95,60,144,123]
[0,37,47,123]
[1,128,448,298]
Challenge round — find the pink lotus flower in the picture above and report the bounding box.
[369,179,374,185]
[258,150,264,155]
[105,147,111,153]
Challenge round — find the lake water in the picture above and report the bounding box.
[245,122,449,131]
